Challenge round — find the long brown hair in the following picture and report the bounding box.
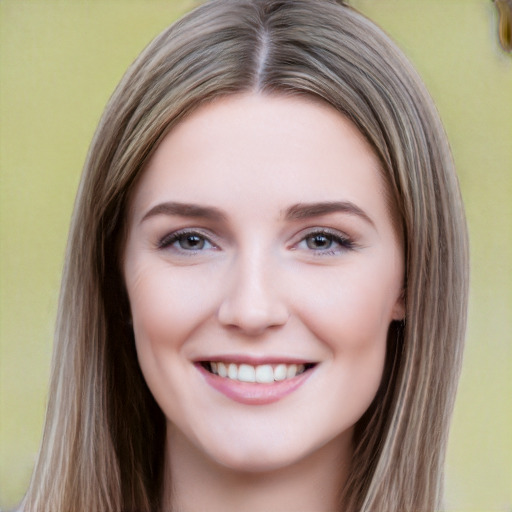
[23,1,469,510]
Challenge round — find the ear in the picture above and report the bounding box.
[391,288,406,321]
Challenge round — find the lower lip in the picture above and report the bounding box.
[196,364,314,405]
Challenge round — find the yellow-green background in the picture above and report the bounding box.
[1,1,510,510]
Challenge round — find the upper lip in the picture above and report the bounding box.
[193,354,318,365]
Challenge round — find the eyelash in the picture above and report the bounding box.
[158,228,354,256]
[294,228,355,255]
[158,229,217,253]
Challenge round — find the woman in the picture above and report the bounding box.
[21,0,469,510]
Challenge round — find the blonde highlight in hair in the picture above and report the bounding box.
[23,1,469,510]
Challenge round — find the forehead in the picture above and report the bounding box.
[128,93,393,227]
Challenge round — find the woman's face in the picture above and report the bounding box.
[123,93,405,472]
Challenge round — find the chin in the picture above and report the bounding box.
[212,449,306,474]
[199,431,337,475]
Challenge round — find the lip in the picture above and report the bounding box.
[196,362,315,405]
[194,354,315,366]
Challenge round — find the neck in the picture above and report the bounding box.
[162,424,352,512]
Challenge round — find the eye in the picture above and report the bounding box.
[305,233,335,250]
[296,229,354,254]
[158,230,215,252]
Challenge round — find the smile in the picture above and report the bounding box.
[202,361,313,383]
[197,360,317,405]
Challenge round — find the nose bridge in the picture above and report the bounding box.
[217,243,289,334]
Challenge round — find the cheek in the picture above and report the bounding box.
[307,291,390,428]
[293,264,398,352]
[127,263,218,349]
[288,261,400,416]
[126,268,181,398]
[125,263,219,418]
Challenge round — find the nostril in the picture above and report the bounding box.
[217,301,289,335]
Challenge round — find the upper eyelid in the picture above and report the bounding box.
[293,226,353,243]
[156,226,355,250]
[291,227,356,253]
[158,228,218,249]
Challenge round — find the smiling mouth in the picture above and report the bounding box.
[200,361,316,384]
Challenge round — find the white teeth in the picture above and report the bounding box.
[228,363,238,380]
[255,364,274,383]
[208,361,310,383]
[274,364,287,381]
[217,362,227,378]
[286,364,298,379]
[238,364,256,382]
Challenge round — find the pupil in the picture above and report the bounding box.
[181,235,204,250]
[308,234,331,249]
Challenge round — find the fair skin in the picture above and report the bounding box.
[123,93,405,511]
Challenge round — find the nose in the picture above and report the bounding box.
[217,252,289,336]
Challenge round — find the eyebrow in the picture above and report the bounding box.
[140,200,374,227]
[141,202,227,223]
[285,201,374,226]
